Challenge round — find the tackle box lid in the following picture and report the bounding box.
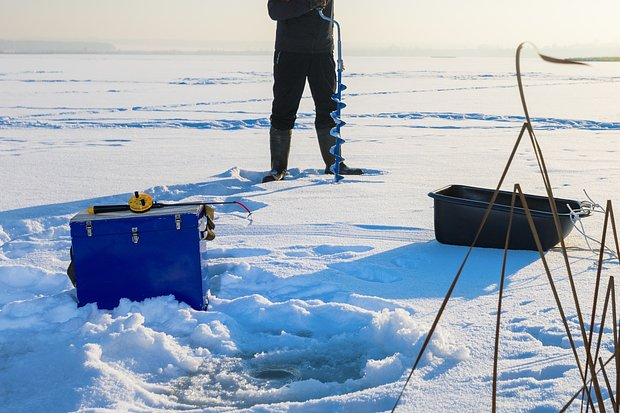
[70,205,206,238]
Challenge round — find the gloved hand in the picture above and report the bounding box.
[307,0,327,10]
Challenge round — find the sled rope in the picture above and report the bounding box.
[319,8,346,182]
[567,192,618,260]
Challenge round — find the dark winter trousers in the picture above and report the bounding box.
[270,51,337,131]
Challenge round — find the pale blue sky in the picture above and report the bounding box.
[1,0,619,52]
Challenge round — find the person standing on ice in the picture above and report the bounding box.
[263,0,364,183]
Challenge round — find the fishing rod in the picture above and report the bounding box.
[88,192,252,218]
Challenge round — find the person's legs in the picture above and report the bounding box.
[270,51,309,130]
[308,53,363,175]
[265,51,309,182]
[306,53,337,131]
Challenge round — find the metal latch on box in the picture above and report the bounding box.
[86,221,93,237]
[175,214,181,230]
[131,227,139,244]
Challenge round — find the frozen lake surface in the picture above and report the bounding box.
[1,53,619,412]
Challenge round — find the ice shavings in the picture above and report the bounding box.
[0,225,9,244]
[0,258,467,411]
[81,312,203,376]
[191,320,239,355]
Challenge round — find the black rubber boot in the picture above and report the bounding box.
[262,127,292,183]
[316,128,364,175]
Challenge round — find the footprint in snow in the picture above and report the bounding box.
[508,325,569,348]
[208,248,271,259]
[498,364,573,381]
[312,245,373,256]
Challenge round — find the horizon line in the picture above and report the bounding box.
[1,39,618,58]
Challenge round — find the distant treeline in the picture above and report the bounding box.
[1,39,619,59]
[0,40,116,54]
[572,57,620,62]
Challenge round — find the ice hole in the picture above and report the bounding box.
[249,352,364,384]
[252,367,298,382]
[171,351,368,409]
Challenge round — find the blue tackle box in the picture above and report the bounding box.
[69,204,210,310]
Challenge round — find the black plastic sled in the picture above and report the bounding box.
[428,184,586,251]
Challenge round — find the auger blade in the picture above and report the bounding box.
[329,155,344,166]
[330,163,344,182]
[330,115,346,127]
[329,145,345,158]
[330,113,343,124]
[330,97,347,109]
[330,99,347,110]
[330,124,345,136]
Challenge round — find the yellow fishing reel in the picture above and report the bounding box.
[88,192,153,214]
[128,192,153,213]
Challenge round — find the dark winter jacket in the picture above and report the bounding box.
[267,0,334,54]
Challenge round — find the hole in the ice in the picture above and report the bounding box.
[250,353,364,384]
[171,351,369,409]
[252,367,299,382]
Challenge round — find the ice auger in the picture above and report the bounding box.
[318,8,346,182]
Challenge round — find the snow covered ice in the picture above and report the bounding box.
[1,53,620,412]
